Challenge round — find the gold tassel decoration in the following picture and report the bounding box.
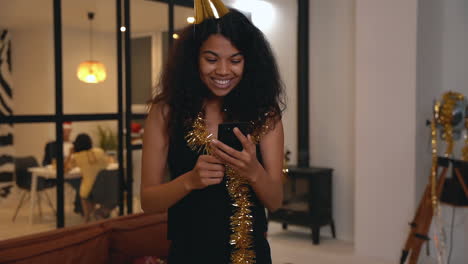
[431,101,447,264]
[195,0,230,24]
[462,118,468,161]
[432,92,464,263]
[438,91,465,157]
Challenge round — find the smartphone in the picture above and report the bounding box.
[218,122,253,151]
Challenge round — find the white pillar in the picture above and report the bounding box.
[354,0,418,261]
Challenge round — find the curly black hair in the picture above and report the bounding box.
[153,9,286,133]
[73,133,93,153]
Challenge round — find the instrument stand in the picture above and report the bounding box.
[400,157,450,264]
[400,157,468,264]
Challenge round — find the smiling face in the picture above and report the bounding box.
[199,34,245,98]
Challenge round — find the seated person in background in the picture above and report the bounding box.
[42,122,83,214]
[42,121,73,166]
[65,133,109,223]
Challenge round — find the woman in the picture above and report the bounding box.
[65,133,108,222]
[141,1,285,263]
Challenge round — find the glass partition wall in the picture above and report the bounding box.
[131,0,168,213]
[0,0,59,239]
[0,0,199,239]
[0,0,303,241]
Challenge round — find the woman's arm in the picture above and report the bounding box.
[140,104,225,213]
[140,103,190,213]
[251,119,284,211]
[212,119,284,212]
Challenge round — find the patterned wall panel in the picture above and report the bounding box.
[0,29,14,197]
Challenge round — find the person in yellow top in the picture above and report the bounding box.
[65,133,109,222]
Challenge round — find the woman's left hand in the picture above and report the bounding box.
[211,127,263,183]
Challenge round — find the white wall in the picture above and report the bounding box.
[309,0,355,242]
[354,0,418,262]
[62,29,117,114]
[417,0,468,263]
[308,0,467,261]
[11,27,55,162]
[11,28,55,116]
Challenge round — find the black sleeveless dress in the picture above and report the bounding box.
[166,123,272,264]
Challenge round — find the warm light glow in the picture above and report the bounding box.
[77,61,107,84]
[229,0,275,32]
[172,33,179,39]
[120,26,126,32]
[187,16,195,24]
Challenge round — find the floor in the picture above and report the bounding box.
[268,223,391,264]
[0,186,391,264]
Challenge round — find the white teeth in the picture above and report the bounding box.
[214,79,230,85]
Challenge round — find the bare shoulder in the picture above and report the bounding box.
[259,117,284,175]
[142,102,171,186]
[260,117,284,143]
[147,102,170,124]
[143,102,171,149]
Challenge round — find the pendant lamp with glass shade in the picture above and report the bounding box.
[77,12,107,84]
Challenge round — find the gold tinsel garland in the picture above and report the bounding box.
[185,112,273,264]
[226,165,255,264]
[185,113,214,154]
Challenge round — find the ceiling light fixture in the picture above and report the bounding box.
[77,12,107,84]
[187,16,195,24]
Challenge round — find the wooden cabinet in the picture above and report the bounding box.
[268,166,335,244]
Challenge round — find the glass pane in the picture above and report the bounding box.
[0,0,55,115]
[131,0,168,110]
[62,120,120,227]
[62,1,117,114]
[130,0,169,213]
[0,123,56,241]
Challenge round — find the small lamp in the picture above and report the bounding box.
[77,12,107,84]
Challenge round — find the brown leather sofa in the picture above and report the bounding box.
[0,213,170,264]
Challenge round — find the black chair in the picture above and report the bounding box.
[12,156,56,221]
[90,169,120,219]
[0,185,12,198]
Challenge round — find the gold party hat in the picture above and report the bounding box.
[195,0,230,24]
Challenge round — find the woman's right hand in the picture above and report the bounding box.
[184,155,225,191]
